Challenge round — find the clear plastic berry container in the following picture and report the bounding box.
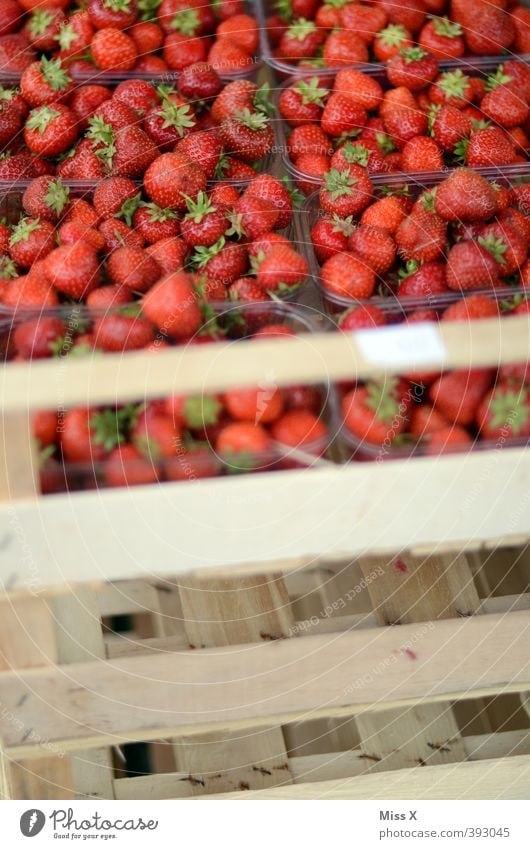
[20,300,340,494]
[300,166,530,315]
[257,0,530,79]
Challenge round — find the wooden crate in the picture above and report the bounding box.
[1,316,530,799]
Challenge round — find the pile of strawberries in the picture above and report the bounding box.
[0,169,309,359]
[310,167,530,310]
[33,312,330,492]
[280,59,530,189]
[265,0,530,69]
[0,0,258,75]
[339,362,530,457]
[0,64,275,181]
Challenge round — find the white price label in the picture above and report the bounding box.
[356,322,447,369]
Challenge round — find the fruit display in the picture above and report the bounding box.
[0,1,259,76]
[277,60,530,190]
[338,361,530,459]
[31,302,333,492]
[306,166,530,309]
[260,0,530,73]
[0,68,275,181]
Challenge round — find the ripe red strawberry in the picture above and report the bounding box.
[311,214,355,263]
[228,276,267,303]
[58,220,105,252]
[333,69,383,112]
[272,409,327,457]
[342,378,411,445]
[340,2,387,42]
[247,232,291,261]
[9,217,56,268]
[216,11,258,53]
[432,104,471,152]
[110,125,158,178]
[380,86,428,145]
[0,99,21,147]
[107,247,160,292]
[44,241,100,299]
[14,317,66,360]
[0,0,23,37]
[418,16,465,59]
[479,221,528,276]
[320,166,372,218]
[233,195,279,240]
[499,207,530,243]
[129,18,163,54]
[279,77,328,127]
[398,261,449,298]
[132,204,179,244]
[195,240,247,285]
[141,270,202,337]
[144,152,207,211]
[94,177,138,221]
[465,6,514,56]
[24,103,77,156]
[210,79,258,123]
[87,284,132,311]
[279,18,325,60]
[502,60,530,102]
[244,174,294,229]
[69,84,112,130]
[178,61,222,100]
[0,33,35,72]
[146,236,188,275]
[338,303,387,330]
[321,251,375,300]
[409,403,449,438]
[396,205,447,263]
[387,46,439,91]
[446,241,500,291]
[466,127,517,168]
[113,79,158,116]
[401,136,444,171]
[435,168,498,221]
[55,12,94,61]
[322,29,369,67]
[163,31,206,70]
[220,109,273,162]
[93,310,155,353]
[88,0,139,31]
[481,84,529,130]
[157,0,213,36]
[21,57,73,108]
[174,128,223,180]
[144,98,196,151]
[373,23,413,61]
[429,369,494,426]
[2,272,58,310]
[428,69,473,108]
[92,27,137,70]
[320,92,366,138]
[104,444,158,488]
[224,385,283,425]
[99,218,144,252]
[180,192,228,247]
[256,245,308,294]
[92,98,137,130]
[361,194,408,234]
[477,382,530,440]
[22,176,69,223]
[348,225,396,275]
[442,293,499,322]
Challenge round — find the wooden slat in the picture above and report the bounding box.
[0,317,528,412]
[2,449,530,592]
[0,611,529,758]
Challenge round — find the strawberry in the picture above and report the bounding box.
[2,272,58,309]
[320,166,372,217]
[87,284,132,311]
[216,12,258,54]
[55,12,94,61]
[482,83,528,130]
[339,2,387,42]
[342,378,411,445]
[387,46,439,92]
[220,109,274,162]
[479,221,528,276]
[9,218,56,268]
[292,153,331,194]
[58,220,105,252]
[141,270,202,337]
[194,239,247,285]
[445,241,499,291]
[244,174,294,229]
[224,386,284,425]
[338,303,387,330]
[499,207,530,243]
[144,98,196,151]
[398,261,449,298]
[380,86,428,145]
[373,23,413,61]
[311,214,355,263]
[175,128,223,179]
[216,422,272,469]
[164,32,207,70]
[464,6,514,56]
[429,369,494,426]
[21,57,73,108]
[180,191,228,247]
[113,80,158,116]
[144,152,207,211]
[107,247,160,292]
[132,204,180,244]
[381,0,426,33]
[157,0,213,36]
[279,77,329,127]
[477,380,530,440]
[322,29,369,66]
[129,19,164,55]
[247,232,291,260]
[146,236,188,275]
[211,79,258,123]
[134,55,168,73]
[104,444,158,488]
[0,33,35,72]
[94,177,139,221]
[348,225,396,275]
[0,99,21,147]
[502,60,530,103]
[256,245,308,294]
[435,168,498,222]
[228,276,267,303]
[99,218,144,252]
[109,125,158,179]
[22,176,69,223]
[272,409,327,455]
[401,136,444,171]
[396,204,447,263]
[233,195,279,240]
[429,69,473,108]
[87,0,139,31]
[93,309,155,353]
[321,92,366,138]
[409,403,448,437]
[465,127,517,168]
[61,408,110,463]
[24,103,77,156]
[0,0,22,37]
[14,317,66,360]
[333,69,383,112]
[92,99,137,131]
[279,17,326,60]
[418,16,464,59]
[91,26,137,70]
[33,410,59,448]
[425,425,472,454]
[442,293,499,321]
[69,84,112,130]
[432,104,471,152]
[178,61,222,100]
[361,194,408,234]
[321,251,375,300]
[43,241,100,299]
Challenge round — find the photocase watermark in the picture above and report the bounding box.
[18,807,158,839]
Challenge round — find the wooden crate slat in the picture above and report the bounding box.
[0,317,528,412]
[1,611,529,758]
[2,449,530,593]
